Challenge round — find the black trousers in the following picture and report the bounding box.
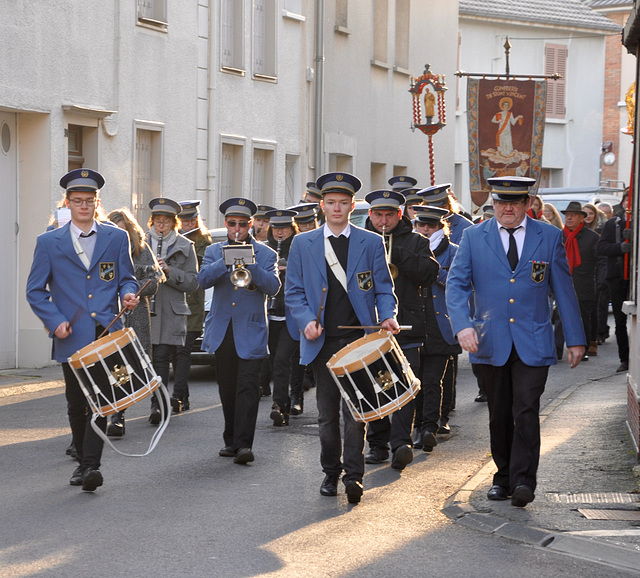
[172,330,200,400]
[475,347,548,493]
[608,277,630,364]
[366,347,419,452]
[269,320,304,412]
[312,336,366,483]
[215,323,264,450]
[414,354,451,434]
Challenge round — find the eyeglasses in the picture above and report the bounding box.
[68,198,96,207]
[226,221,250,228]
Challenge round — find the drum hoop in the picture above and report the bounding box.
[68,328,135,369]
[327,330,393,376]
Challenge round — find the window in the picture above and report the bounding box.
[394,0,409,71]
[371,162,386,190]
[252,142,275,205]
[133,124,163,226]
[137,0,167,31]
[254,0,277,79]
[329,153,353,174]
[284,0,303,16]
[285,154,300,207]
[545,44,568,120]
[372,0,389,65]
[67,125,84,171]
[221,0,244,72]
[336,0,349,31]
[220,140,245,207]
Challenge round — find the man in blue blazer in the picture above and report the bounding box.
[446,177,586,508]
[286,172,399,504]
[26,169,139,492]
[199,198,280,465]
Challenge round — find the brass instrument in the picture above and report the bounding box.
[267,237,283,312]
[382,226,399,279]
[228,232,254,288]
[149,232,163,316]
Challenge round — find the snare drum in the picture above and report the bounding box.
[68,328,162,417]
[326,330,420,423]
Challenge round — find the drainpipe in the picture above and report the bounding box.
[314,0,325,178]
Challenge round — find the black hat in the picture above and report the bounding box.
[417,183,451,207]
[60,168,105,192]
[219,197,258,218]
[561,201,588,217]
[482,204,495,219]
[266,209,297,228]
[488,177,536,201]
[316,172,362,197]
[365,190,405,211]
[414,205,448,224]
[401,187,423,205]
[289,202,319,223]
[388,175,418,192]
[304,182,322,201]
[179,200,201,219]
[254,204,277,219]
[149,197,182,216]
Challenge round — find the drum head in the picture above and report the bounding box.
[328,330,393,375]
[68,328,134,368]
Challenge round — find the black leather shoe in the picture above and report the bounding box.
[106,411,125,437]
[82,468,103,492]
[474,392,487,403]
[270,408,285,426]
[511,485,535,507]
[320,475,339,496]
[487,484,509,501]
[219,445,235,457]
[290,396,303,415]
[170,396,183,413]
[149,407,161,425]
[364,447,389,464]
[422,431,438,452]
[261,386,272,397]
[70,466,84,486]
[391,445,413,471]
[181,399,190,411]
[234,448,255,464]
[345,480,364,504]
[438,420,451,435]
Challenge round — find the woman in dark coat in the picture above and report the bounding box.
[106,208,164,436]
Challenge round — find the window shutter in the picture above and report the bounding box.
[545,44,567,120]
[221,0,234,68]
[254,0,266,74]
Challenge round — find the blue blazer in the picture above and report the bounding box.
[26,221,139,362]
[198,236,280,360]
[446,217,586,367]
[285,225,398,365]
[429,238,458,346]
[447,212,473,245]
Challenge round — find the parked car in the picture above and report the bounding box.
[539,187,622,222]
[350,199,371,227]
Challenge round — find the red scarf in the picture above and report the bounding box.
[563,222,583,274]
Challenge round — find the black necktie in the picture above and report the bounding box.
[502,227,520,271]
[80,231,96,238]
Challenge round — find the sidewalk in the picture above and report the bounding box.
[0,365,64,397]
[444,371,640,573]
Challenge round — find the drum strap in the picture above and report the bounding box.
[324,236,348,293]
[71,230,91,269]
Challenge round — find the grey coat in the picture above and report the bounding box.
[148,232,199,346]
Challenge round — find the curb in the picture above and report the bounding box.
[441,376,640,573]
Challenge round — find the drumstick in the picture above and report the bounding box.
[315,287,327,328]
[338,325,413,331]
[98,280,151,339]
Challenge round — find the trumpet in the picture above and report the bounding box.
[229,232,253,288]
[149,232,163,316]
[382,225,399,279]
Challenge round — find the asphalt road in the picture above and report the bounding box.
[0,335,635,577]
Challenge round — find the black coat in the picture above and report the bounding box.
[563,226,598,301]
[365,216,440,345]
[597,215,630,280]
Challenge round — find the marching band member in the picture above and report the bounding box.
[290,202,320,232]
[146,198,199,424]
[417,183,473,245]
[198,198,280,465]
[26,169,139,491]
[171,200,213,412]
[363,190,439,470]
[285,172,399,504]
[446,176,586,508]
[412,205,461,452]
[264,209,304,425]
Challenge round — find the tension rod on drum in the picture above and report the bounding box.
[337,325,413,331]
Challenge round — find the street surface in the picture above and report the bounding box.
[0,331,636,577]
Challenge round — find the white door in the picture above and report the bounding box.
[0,113,17,368]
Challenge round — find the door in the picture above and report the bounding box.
[0,112,17,368]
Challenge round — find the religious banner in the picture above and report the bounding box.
[467,78,547,208]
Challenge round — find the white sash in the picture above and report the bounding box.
[324,236,348,293]
[71,230,91,269]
